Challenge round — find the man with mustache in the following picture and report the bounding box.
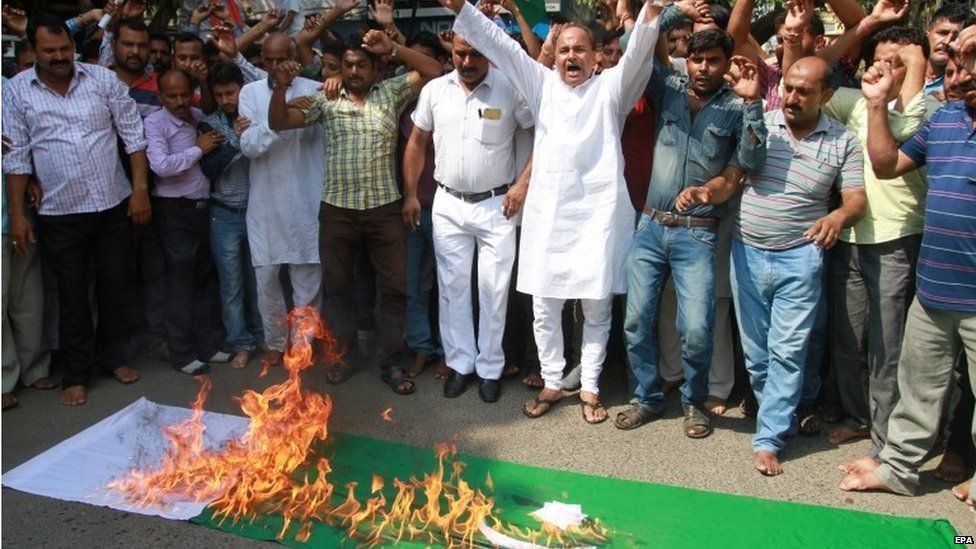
[145,69,231,375]
[3,15,150,405]
[681,56,865,475]
[268,30,442,395]
[839,46,976,505]
[821,27,941,452]
[923,3,972,102]
[620,29,766,437]
[402,34,533,403]
[439,0,667,423]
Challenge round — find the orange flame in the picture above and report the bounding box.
[109,307,608,547]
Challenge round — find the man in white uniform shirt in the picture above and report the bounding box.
[403,35,533,403]
[238,34,325,367]
[441,0,664,423]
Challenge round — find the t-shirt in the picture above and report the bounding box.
[899,101,976,313]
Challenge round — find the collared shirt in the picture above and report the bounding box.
[2,63,147,216]
[204,110,250,209]
[757,58,783,112]
[924,74,944,99]
[145,107,210,199]
[303,74,417,210]
[411,68,533,193]
[737,110,863,250]
[824,87,941,244]
[645,62,767,217]
[899,101,976,313]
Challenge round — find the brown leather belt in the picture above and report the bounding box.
[642,206,719,228]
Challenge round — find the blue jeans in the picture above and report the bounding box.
[625,215,716,411]
[405,208,442,356]
[210,205,262,352]
[731,239,823,453]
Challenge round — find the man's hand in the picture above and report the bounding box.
[783,0,814,36]
[320,75,343,100]
[259,8,283,29]
[438,30,456,53]
[233,116,252,137]
[402,196,422,229]
[287,96,315,110]
[861,60,893,103]
[8,214,35,256]
[953,24,976,74]
[369,0,396,26]
[362,29,393,56]
[211,1,233,23]
[502,182,528,219]
[2,6,28,38]
[186,60,209,83]
[26,183,42,209]
[212,23,239,59]
[896,43,927,70]
[676,186,713,212]
[190,4,215,26]
[870,0,908,26]
[273,60,302,90]
[197,130,226,154]
[128,188,152,226]
[436,0,467,15]
[726,55,761,101]
[804,212,844,248]
[335,0,361,14]
[674,0,713,25]
[120,0,147,19]
[78,8,105,26]
[479,0,501,18]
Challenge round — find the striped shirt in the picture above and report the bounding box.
[737,110,863,250]
[303,74,416,210]
[899,101,976,313]
[2,63,147,216]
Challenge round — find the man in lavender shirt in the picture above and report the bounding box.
[145,69,231,375]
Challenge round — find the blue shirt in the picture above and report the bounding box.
[899,101,976,312]
[644,62,767,217]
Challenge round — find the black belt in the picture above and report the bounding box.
[156,196,209,210]
[438,183,509,204]
[642,206,719,228]
[210,199,247,214]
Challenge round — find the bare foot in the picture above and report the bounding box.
[407,353,428,377]
[839,469,894,492]
[705,396,727,416]
[230,351,251,370]
[826,424,870,445]
[112,365,140,384]
[433,358,450,380]
[2,393,19,410]
[838,455,879,474]
[934,452,969,484]
[261,349,283,368]
[60,385,87,406]
[521,372,544,389]
[952,479,974,512]
[30,376,59,390]
[523,388,563,418]
[755,450,783,476]
[502,362,520,378]
[580,391,608,424]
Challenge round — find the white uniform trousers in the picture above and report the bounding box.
[254,263,322,352]
[432,190,516,380]
[533,296,613,395]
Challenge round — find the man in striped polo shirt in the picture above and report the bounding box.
[679,57,866,476]
[840,48,976,501]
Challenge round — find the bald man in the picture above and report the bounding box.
[146,69,233,375]
[678,57,866,476]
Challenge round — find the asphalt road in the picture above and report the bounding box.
[2,354,971,547]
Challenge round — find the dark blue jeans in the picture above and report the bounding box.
[404,208,441,356]
[210,205,263,352]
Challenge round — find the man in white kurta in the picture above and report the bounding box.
[238,35,324,365]
[403,36,534,403]
[447,0,664,422]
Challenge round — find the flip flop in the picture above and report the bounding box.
[382,368,416,395]
[613,403,659,430]
[580,400,608,424]
[522,396,562,418]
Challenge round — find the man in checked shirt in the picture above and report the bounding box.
[3,15,150,406]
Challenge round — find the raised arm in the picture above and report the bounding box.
[727,0,764,59]
[502,0,542,60]
[267,61,312,131]
[861,61,919,179]
[607,2,664,112]
[445,0,548,109]
[361,29,442,94]
[236,9,282,53]
[819,0,906,64]
[727,56,767,173]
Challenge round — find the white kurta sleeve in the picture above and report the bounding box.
[603,3,661,116]
[238,84,281,159]
[453,2,546,112]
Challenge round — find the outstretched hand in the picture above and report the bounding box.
[861,60,894,103]
[725,55,761,101]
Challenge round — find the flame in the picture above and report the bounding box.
[380,407,393,422]
[109,307,608,547]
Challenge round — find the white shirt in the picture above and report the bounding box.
[238,77,324,266]
[412,69,533,193]
[454,2,661,299]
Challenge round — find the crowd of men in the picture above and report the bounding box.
[2,0,976,512]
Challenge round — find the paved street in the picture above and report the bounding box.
[2,354,970,547]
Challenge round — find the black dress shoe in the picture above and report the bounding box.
[478,378,501,403]
[443,371,473,398]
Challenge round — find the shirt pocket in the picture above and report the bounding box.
[477,116,505,145]
[702,124,733,160]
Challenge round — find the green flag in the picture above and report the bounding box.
[514,0,548,26]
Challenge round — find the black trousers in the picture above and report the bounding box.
[37,200,134,387]
[155,197,219,366]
